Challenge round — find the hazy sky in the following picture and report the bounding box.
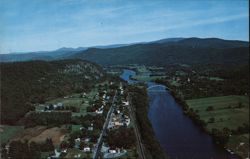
[0,0,249,53]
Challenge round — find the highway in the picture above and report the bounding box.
[93,91,117,159]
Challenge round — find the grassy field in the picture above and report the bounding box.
[42,87,98,117]
[186,95,249,158]
[186,95,249,130]
[0,125,24,144]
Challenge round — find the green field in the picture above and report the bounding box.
[42,88,98,117]
[186,95,249,158]
[186,95,249,130]
[0,125,24,144]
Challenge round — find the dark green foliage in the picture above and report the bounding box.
[208,117,215,123]
[155,64,249,99]
[0,59,104,124]
[206,106,214,111]
[71,38,249,66]
[25,111,71,126]
[210,128,230,145]
[107,127,136,149]
[8,139,53,159]
[129,86,166,159]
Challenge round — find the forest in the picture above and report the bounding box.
[0,59,105,124]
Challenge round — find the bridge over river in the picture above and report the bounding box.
[147,84,169,92]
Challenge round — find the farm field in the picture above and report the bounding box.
[11,126,68,147]
[0,125,24,144]
[186,95,249,130]
[186,95,249,158]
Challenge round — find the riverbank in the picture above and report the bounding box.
[128,86,168,159]
[155,81,245,158]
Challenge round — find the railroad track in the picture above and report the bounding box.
[128,93,147,159]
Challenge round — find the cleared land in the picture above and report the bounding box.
[11,126,68,147]
[186,95,249,158]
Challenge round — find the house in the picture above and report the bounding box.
[62,149,67,153]
[84,138,90,143]
[125,118,130,126]
[114,121,123,126]
[80,127,85,130]
[95,107,103,114]
[109,149,117,154]
[88,123,94,131]
[57,103,63,107]
[74,138,81,148]
[74,154,81,158]
[123,101,129,106]
[83,147,91,152]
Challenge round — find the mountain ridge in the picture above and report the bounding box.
[0,37,248,63]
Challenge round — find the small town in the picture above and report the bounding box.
[1,80,141,159]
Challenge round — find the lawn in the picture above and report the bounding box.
[0,125,24,144]
[71,125,81,133]
[64,148,92,158]
[186,95,249,158]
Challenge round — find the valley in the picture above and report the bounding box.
[0,37,249,159]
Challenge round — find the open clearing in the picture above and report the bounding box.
[12,126,68,147]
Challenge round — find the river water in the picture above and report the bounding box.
[120,69,237,159]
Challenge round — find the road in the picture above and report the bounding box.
[93,91,117,159]
[128,93,147,159]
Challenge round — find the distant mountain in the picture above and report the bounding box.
[150,37,184,44]
[1,37,248,64]
[70,37,249,66]
[0,43,139,62]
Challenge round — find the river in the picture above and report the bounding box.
[120,69,237,159]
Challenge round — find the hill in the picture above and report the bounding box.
[0,59,105,124]
[71,38,249,66]
[0,48,87,62]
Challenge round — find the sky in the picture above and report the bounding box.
[0,0,249,54]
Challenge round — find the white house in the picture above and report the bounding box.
[109,149,117,154]
[83,147,91,152]
[95,108,103,114]
[88,123,94,131]
[123,101,129,106]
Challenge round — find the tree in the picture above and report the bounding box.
[208,117,215,123]
[29,141,41,159]
[206,106,214,111]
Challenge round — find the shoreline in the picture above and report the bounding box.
[165,86,242,159]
